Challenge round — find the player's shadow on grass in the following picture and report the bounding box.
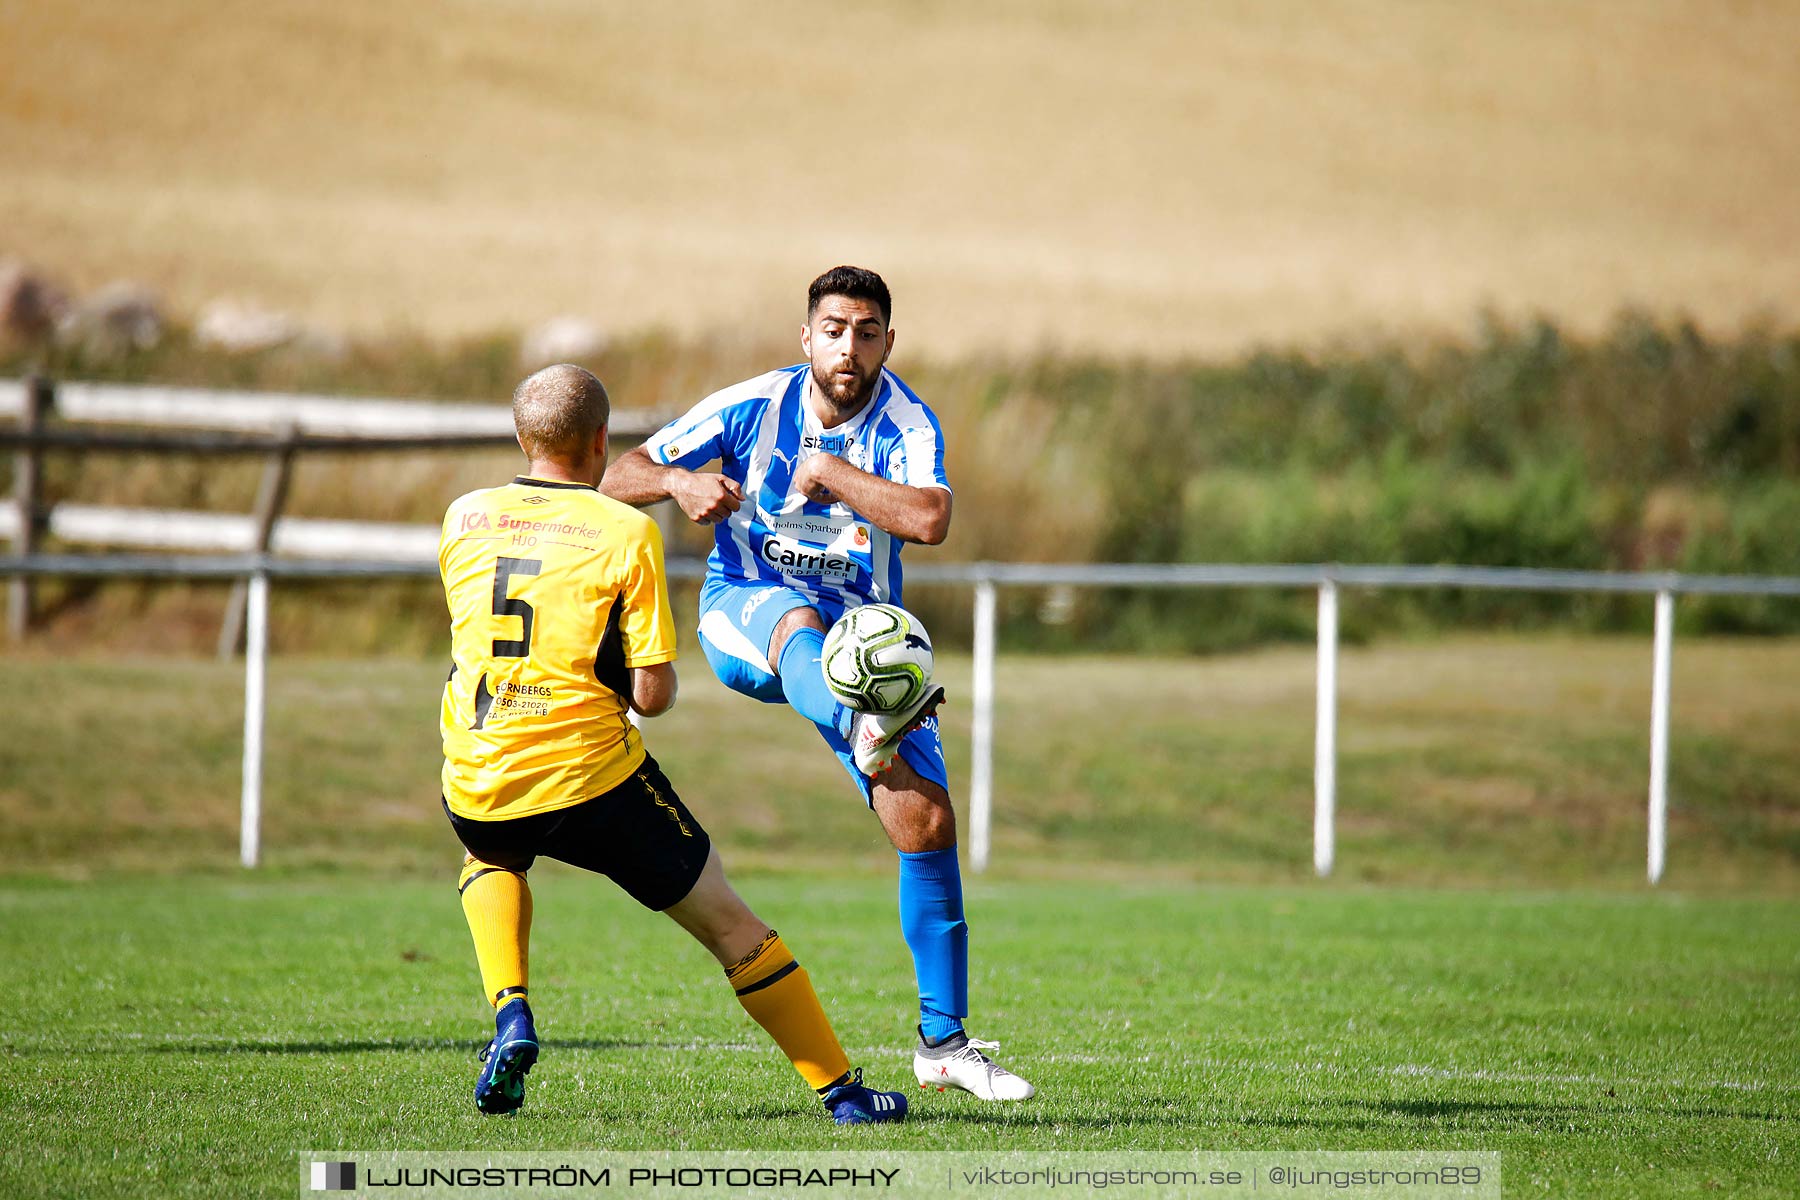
[1231,1098,1791,1131]
[1365,1097,1791,1125]
[726,1101,1191,1130]
[133,1036,657,1056]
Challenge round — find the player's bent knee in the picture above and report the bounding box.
[915,799,957,850]
[767,605,828,669]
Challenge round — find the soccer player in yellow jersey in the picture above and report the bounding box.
[438,364,907,1123]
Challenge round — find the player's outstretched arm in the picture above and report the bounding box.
[792,454,951,545]
[602,446,743,525]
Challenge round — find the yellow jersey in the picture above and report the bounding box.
[439,476,677,820]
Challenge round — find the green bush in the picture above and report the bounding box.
[1009,461,1800,653]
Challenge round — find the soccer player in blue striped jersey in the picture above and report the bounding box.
[602,267,1034,1102]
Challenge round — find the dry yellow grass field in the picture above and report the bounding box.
[4,0,1798,358]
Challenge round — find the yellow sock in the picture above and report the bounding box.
[458,856,532,1008]
[724,930,851,1091]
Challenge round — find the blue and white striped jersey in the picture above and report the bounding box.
[642,365,951,609]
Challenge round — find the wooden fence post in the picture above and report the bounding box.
[218,425,298,658]
[7,374,52,641]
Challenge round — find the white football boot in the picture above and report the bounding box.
[846,685,946,776]
[913,1033,1036,1101]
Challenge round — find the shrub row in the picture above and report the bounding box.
[964,465,1800,655]
[6,312,1797,653]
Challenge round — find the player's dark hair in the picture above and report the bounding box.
[807,266,891,326]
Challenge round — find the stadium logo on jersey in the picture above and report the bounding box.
[801,432,861,466]
[758,533,856,580]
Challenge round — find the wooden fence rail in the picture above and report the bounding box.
[1,375,668,651]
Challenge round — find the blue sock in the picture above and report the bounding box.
[897,847,968,1043]
[776,627,844,733]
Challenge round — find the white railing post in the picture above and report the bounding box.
[240,569,269,868]
[969,577,998,873]
[1314,579,1339,877]
[1648,588,1674,885]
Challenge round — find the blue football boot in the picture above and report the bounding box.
[821,1068,909,1125]
[474,997,539,1115]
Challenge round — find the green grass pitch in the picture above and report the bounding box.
[0,872,1794,1199]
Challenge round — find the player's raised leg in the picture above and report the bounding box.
[457,854,540,1114]
[768,605,846,730]
[664,845,908,1124]
[768,604,945,776]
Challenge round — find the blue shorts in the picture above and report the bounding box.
[696,576,949,806]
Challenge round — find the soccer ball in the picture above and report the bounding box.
[821,603,934,714]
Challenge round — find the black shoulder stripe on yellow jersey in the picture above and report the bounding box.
[470,673,496,731]
[512,476,596,491]
[593,593,628,700]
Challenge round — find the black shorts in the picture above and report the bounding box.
[444,754,713,912]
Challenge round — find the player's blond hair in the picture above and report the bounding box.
[512,364,610,459]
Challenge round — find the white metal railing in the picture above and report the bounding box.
[239,571,270,868]
[1314,581,1339,877]
[920,561,1800,884]
[3,553,1796,879]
